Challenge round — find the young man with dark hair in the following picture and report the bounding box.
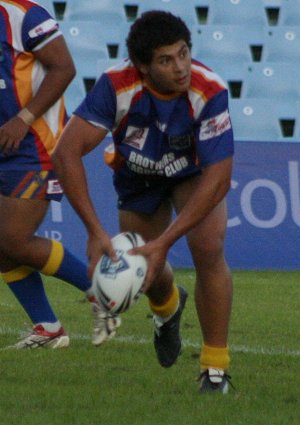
[0,0,120,348]
[53,11,234,393]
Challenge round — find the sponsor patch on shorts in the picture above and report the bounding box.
[47,179,63,195]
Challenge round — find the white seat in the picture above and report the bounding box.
[229,98,296,141]
[64,77,86,115]
[136,0,199,26]
[243,62,300,102]
[64,0,128,23]
[262,0,282,5]
[262,26,300,63]
[96,59,123,77]
[292,102,300,141]
[278,0,300,25]
[203,61,249,98]
[192,25,264,66]
[208,0,268,25]
[60,21,115,78]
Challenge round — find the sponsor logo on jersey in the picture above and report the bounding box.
[127,151,189,177]
[47,179,63,194]
[123,126,148,150]
[200,110,231,141]
[28,19,58,38]
[168,133,193,150]
[0,79,6,89]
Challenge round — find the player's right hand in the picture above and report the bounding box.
[0,116,29,154]
[87,231,118,280]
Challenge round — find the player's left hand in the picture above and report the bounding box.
[129,239,168,292]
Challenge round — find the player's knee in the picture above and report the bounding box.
[0,232,31,261]
[189,235,225,268]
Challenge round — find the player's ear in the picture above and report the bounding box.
[136,62,149,76]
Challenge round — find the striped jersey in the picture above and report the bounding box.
[76,58,234,179]
[0,0,66,171]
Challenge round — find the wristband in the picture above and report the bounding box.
[17,107,36,126]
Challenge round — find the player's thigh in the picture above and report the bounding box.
[0,195,49,246]
[119,199,173,241]
[171,175,228,265]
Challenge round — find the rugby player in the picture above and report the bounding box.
[53,10,234,393]
[0,0,120,348]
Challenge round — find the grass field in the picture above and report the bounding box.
[0,270,299,425]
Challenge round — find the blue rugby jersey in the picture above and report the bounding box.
[75,58,234,179]
[0,0,67,171]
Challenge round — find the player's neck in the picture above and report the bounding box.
[143,78,182,100]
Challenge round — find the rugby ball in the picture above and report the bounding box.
[92,232,147,314]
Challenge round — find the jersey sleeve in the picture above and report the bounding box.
[21,5,60,52]
[195,90,234,167]
[74,73,117,131]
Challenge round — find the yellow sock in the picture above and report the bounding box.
[2,265,33,283]
[40,240,64,275]
[200,344,230,371]
[149,284,179,318]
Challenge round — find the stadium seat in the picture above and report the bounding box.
[292,102,300,141]
[229,99,296,141]
[136,0,199,26]
[262,26,300,62]
[96,58,123,77]
[208,0,268,26]
[60,21,128,79]
[278,1,300,25]
[262,0,282,4]
[192,25,264,68]
[200,61,249,98]
[63,0,128,23]
[243,62,300,102]
[64,77,86,115]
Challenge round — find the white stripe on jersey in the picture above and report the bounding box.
[113,83,143,131]
[189,62,227,120]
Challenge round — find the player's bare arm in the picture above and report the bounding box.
[53,116,117,277]
[25,35,75,117]
[0,36,75,154]
[132,157,233,290]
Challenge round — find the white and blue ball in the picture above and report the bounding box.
[92,232,147,314]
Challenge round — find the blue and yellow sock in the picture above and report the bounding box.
[2,266,58,324]
[149,284,179,319]
[41,240,91,292]
[200,344,230,371]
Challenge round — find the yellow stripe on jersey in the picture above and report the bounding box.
[14,52,34,108]
[2,266,34,283]
[5,0,27,13]
[14,53,59,155]
[41,240,64,275]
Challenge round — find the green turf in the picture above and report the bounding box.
[0,271,299,425]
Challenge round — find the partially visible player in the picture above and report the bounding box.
[0,0,120,348]
[53,11,234,393]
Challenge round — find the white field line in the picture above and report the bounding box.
[0,326,299,357]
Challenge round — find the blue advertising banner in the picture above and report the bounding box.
[37,140,300,270]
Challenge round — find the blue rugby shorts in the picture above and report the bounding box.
[114,171,201,214]
[0,170,63,201]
